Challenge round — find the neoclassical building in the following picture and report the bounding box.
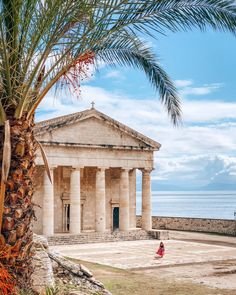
[33,106,161,235]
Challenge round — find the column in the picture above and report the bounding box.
[95,168,106,232]
[43,167,55,236]
[70,168,81,234]
[142,169,152,231]
[119,169,130,231]
[129,169,136,229]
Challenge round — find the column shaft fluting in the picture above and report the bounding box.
[120,169,130,231]
[129,169,136,229]
[43,168,54,236]
[142,170,152,230]
[95,168,106,232]
[70,168,81,234]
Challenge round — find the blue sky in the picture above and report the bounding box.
[37,28,236,190]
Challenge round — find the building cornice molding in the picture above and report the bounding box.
[38,140,157,151]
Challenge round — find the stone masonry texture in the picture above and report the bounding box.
[136,216,236,236]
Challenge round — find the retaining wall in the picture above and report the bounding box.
[136,216,236,236]
[48,229,169,245]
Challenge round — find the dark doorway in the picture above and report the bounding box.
[63,203,70,232]
[113,207,119,230]
[67,204,70,231]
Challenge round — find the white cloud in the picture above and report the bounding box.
[153,155,236,188]
[37,84,236,157]
[180,83,223,96]
[175,79,193,88]
[182,99,236,122]
[174,79,223,96]
[36,80,236,188]
[104,70,124,79]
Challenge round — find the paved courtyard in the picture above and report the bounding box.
[51,233,236,270]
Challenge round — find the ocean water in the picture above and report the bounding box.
[136,191,236,220]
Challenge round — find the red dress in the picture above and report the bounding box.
[156,246,165,257]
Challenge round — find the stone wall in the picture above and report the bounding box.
[136,216,236,236]
[32,235,55,293]
[48,229,153,246]
[47,229,169,246]
[32,235,111,295]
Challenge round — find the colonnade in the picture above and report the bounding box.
[42,167,152,236]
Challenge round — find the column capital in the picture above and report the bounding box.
[121,168,131,172]
[97,167,108,172]
[46,165,57,170]
[71,166,83,171]
[140,168,153,174]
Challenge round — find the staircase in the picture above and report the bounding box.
[47,229,169,246]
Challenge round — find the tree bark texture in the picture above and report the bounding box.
[0,115,37,289]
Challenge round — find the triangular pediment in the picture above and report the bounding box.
[35,109,161,150]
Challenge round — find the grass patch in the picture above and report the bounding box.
[68,258,233,295]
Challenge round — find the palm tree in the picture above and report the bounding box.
[0,0,236,290]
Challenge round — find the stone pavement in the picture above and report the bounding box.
[50,231,236,270]
[170,230,236,246]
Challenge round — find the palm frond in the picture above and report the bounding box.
[94,33,182,125]
[111,0,236,35]
[0,0,236,125]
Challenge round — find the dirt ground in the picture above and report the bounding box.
[72,258,236,295]
[135,259,236,292]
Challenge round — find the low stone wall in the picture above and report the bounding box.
[48,229,152,246]
[48,229,169,246]
[136,216,236,236]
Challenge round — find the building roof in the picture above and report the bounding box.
[35,107,161,150]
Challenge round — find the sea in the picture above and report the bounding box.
[136,191,236,220]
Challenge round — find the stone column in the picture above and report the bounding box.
[142,169,152,231]
[129,169,136,229]
[43,167,55,236]
[70,168,81,234]
[120,169,130,231]
[95,168,106,232]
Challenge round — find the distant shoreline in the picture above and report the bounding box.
[136,191,236,220]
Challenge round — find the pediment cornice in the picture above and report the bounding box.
[35,108,161,150]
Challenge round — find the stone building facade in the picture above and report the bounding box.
[33,107,160,235]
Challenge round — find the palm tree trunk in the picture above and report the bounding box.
[0,115,37,289]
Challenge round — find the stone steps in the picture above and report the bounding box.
[47,229,168,246]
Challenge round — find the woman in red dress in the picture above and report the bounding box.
[156,241,165,258]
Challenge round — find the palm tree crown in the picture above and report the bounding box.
[0,0,236,126]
